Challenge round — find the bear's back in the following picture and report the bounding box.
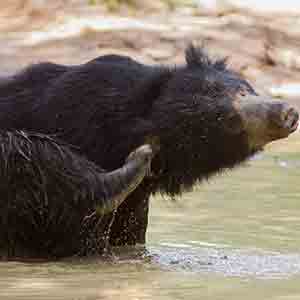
[0,62,69,97]
[0,54,162,169]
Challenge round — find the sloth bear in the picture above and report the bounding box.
[0,45,298,258]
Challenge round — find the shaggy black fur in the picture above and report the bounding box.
[0,131,112,258]
[0,131,153,258]
[0,45,260,253]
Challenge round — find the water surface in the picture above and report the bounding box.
[1,133,300,299]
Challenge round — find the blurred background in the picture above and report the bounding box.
[2,0,300,102]
[1,1,300,300]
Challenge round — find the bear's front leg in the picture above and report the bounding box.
[109,184,151,247]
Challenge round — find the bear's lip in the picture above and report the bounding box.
[291,120,299,132]
[279,105,299,133]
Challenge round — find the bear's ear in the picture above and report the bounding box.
[185,44,210,68]
[185,44,228,71]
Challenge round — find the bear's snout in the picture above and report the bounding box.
[270,102,299,134]
[233,94,299,149]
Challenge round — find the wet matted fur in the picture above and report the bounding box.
[0,131,152,258]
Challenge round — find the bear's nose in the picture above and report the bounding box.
[271,102,299,133]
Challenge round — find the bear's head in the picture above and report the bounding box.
[149,45,298,196]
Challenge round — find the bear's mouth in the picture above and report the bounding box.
[266,102,299,141]
[277,106,299,134]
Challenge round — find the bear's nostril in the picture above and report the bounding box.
[280,106,299,132]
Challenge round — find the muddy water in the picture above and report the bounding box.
[0,132,300,299]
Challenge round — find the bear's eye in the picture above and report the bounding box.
[192,94,198,104]
[225,114,243,134]
[229,114,241,123]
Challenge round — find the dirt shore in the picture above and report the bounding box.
[1,1,300,107]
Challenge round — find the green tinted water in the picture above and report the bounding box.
[1,133,300,300]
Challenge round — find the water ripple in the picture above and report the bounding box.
[150,244,300,279]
